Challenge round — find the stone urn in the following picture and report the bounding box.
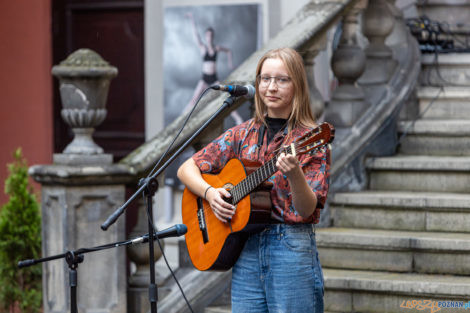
[52,48,118,155]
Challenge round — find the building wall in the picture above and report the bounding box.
[0,0,53,204]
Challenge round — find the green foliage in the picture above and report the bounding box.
[0,148,42,313]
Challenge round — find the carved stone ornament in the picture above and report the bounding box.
[52,49,118,155]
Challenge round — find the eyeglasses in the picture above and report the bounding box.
[257,75,292,88]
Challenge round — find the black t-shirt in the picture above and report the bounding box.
[266,116,288,145]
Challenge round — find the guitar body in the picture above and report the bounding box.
[182,158,271,271]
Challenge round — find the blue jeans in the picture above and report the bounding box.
[231,224,324,313]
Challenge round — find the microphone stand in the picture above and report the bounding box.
[101,95,238,313]
[18,234,167,313]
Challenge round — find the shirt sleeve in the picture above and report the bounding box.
[192,128,238,174]
[300,145,331,210]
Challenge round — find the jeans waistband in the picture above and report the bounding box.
[262,223,314,234]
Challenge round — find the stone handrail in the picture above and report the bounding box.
[120,0,361,174]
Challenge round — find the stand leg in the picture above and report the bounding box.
[70,268,78,313]
[142,177,159,313]
[65,251,84,313]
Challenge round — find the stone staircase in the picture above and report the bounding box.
[204,53,470,313]
[321,53,470,312]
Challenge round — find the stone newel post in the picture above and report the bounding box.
[29,49,134,313]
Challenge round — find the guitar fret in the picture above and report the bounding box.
[232,188,236,204]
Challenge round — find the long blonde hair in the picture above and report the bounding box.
[254,47,316,133]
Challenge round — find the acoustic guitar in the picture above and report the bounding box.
[182,122,335,271]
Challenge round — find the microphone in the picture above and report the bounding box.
[18,259,38,268]
[130,224,188,244]
[211,84,255,98]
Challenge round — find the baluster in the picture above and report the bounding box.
[301,44,326,120]
[359,0,397,86]
[385,0,409,46]
[325,0,369,127]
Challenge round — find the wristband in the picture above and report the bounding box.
[204,186,213,200]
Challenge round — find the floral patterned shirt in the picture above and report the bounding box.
[192,118,330,224]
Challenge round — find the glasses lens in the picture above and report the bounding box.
[258,76,290,88]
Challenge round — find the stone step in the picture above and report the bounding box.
[205,306,231,313]
[398,119,470,156]
[324,268,470,313]
[367,155,470,192]
[420,53,470,86]
[416,86,470,119]
[330,191,470,232]
[316,228,470,275]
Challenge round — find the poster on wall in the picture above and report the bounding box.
[163,3,261,187]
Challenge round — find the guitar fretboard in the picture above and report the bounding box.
[231,145,293,204]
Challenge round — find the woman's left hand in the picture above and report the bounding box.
[276,152,302,179]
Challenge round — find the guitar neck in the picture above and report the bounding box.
[231,145,294,204]
[229,122,334,204]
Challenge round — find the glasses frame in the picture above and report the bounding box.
[257,75,292,89]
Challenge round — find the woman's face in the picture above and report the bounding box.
[258,58,294,119]
[205,30,214,44]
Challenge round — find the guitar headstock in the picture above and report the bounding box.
[293,122,335,155]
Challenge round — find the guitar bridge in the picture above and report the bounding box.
[197,197,209,244]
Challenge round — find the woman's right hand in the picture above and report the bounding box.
[205,187,235,223]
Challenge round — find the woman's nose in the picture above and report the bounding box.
[267,79,278,90]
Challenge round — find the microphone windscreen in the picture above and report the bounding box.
[244,85,256,99]
[176,224,188,235]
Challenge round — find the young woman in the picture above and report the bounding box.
[177,47,330,312]
[184,12,243,125]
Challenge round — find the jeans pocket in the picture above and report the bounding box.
[281,231,313,253]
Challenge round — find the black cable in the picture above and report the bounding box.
[147,87,212,178]
[406,15,470,54]
[144,193,195,313]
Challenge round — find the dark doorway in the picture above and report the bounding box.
[52,0,145,160]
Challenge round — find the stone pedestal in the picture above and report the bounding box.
[30,156,134,313]
[32,48,134,313]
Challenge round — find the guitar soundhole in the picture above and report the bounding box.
[222,183,235,205]
[223,194,233,205]
[222,183,235,223]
